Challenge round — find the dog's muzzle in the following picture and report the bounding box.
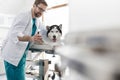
[53,36,57,42]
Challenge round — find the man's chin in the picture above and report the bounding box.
[36,15,41,18]
[35,14,42,18]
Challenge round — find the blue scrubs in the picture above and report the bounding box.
[4,18,36,80]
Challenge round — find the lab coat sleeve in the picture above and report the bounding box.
[10,12,29,44]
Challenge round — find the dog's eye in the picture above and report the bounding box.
[56,31,58,33]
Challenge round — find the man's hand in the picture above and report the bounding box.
[17,33,44,44]
[30,33,44,44]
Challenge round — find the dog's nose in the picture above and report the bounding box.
[53,35,56,39]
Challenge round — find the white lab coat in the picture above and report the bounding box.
[1,10,46,66]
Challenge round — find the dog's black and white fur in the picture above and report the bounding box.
[46,24,62,42]
[42,24,62,47]
[44,24,63,80]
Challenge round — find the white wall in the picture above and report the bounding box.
[0,0,68,15]
[0,0,26,15]
[23,0,34,11]
[69,0,120,32]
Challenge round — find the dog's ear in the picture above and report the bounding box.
[46,26,50,30]
[59,24,62,30]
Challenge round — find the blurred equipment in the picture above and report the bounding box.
[56,29,120,80]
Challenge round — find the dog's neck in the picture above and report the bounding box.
[45,39,62,47]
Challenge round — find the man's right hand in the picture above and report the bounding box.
[30,33,43,44]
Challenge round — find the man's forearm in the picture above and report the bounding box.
[17,35,32,42]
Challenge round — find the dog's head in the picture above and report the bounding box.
[46,24,62,42]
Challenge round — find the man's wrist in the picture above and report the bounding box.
[29,36,34,42]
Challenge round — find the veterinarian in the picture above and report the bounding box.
[1,0,48,80]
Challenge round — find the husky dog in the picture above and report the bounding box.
[40,24,63,48]
[44,24,63,80]
[46,24,62,43]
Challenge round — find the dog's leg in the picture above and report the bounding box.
[51,72,55,80]
[55,64,62,78]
